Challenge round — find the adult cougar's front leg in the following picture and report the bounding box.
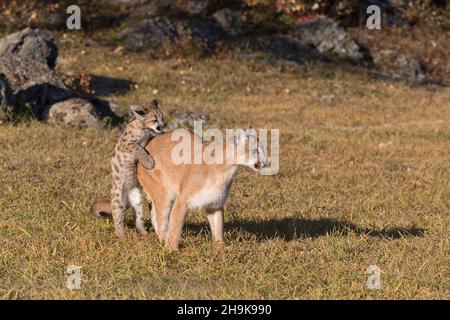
[206,207,225,245]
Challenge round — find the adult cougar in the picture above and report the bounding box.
[93,128,269,251]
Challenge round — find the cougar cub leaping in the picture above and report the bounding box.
[92,100,167,238]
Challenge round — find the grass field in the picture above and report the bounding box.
[0,34,449,299]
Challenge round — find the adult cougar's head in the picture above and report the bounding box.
[232,127,270,172]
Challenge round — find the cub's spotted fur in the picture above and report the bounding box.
[92,100,167,237]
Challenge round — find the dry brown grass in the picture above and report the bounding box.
[0,33,449,299]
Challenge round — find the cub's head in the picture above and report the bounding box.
[130,100,167,133]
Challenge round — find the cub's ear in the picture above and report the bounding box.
[148,99,159,109]
[130,105,146,119]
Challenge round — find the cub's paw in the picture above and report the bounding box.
[115,226,127,239]
[140,157,155,171]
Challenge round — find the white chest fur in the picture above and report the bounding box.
[188,167,238,210]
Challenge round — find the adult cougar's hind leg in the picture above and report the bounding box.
[153,194,173,243]
[165,198,188,252]
[144,185,173,242]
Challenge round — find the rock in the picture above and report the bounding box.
[118,18,177,51]
[119,17,224,54]
[0,54,64,91]
[0,54,72,118]
[99,0,147,5]
[295,16,366,62]
[167,111,209,130]
[0,28,58,69]
[104,0,208,16]
[46,98,101,129]
[102,100,126,118]
[212,8,242,37]
[172,0,208,16]
[0,29,124,127]
[128,0,208,19]
[0,55,126,125]
[175,19,224,55]
[128,1,171,19]
[89,97,126,124]
[250,35,322,63]
[0,74,16,121]
[372,50,427,84]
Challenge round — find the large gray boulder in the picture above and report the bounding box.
[294,16,366,62]
[175,19,224,55]
[372,50,428,84]
[127,0,208,19]
[0,28,58,69]
[212,8,242,37]
[45,98,101,129]
[0,53,71,118]
[0,28,124,127]
[118,18,177,51]
[128,1,171,19]
[0,74,16,121]
[250,35,322,64]
[0,53,123,125]
[118,17,224,54]
[103,0,208,16]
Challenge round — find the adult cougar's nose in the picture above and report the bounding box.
[255,158,269,169]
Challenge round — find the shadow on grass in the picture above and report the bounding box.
[186,217,425,242]
[71,75,134,97]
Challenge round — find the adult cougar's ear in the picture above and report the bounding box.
[130,105,147,120]
[245,126,256,137]
[233,128,247,145]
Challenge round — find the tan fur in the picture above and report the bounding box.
[137,128,268,250]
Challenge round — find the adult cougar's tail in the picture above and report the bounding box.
[91,202,113,218]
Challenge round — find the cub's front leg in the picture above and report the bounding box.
[134,145,155,170]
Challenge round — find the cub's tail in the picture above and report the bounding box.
[91,202,113,219]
